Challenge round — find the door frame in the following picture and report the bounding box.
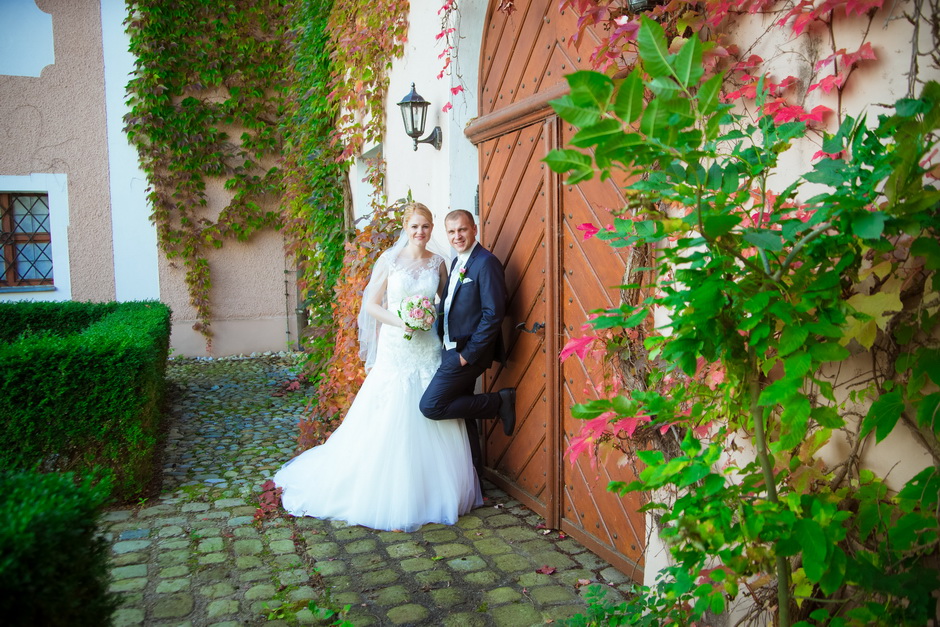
[467,90,565,531]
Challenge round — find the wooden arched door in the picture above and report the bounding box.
[466,0,646,578]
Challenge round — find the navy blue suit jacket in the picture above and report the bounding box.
[438,244,507,369]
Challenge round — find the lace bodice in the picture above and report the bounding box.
[386,254,442,305]
[370,253,444,376]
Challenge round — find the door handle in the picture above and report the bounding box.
[515,321,545,334]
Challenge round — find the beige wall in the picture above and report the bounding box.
[162,228,300,357]
[0,0,115,302]
[0,0,299,357]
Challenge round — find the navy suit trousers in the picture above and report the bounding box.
[419,348,501,476]
[420,348,501,422]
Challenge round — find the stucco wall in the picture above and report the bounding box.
[161,227,299,357]
[0,0,116,302]
[0,0,298,357]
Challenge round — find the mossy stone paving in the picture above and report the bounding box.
[103,353,635,625]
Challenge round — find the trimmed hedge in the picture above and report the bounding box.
[0,470,119,626]
[0,300,118,342]
[0,301,172,500]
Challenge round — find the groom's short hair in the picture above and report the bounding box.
[445,209,475,224]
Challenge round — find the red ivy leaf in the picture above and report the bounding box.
[800,105,832,123]
[560,335,596,362]
[576,222,600,240]
[843,0,884,17]
[807,73,845,94]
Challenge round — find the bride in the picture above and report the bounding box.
[273,202,483,532]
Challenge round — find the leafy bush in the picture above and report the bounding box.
[551,18,939,627]
[0,301,171,500]
[0,470,119,626]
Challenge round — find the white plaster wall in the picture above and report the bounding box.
[730,3,940,190]
[360,0,487,250]
[101,0,160,302]
[0,0,117,303]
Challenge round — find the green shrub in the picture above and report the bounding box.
[0,470,119,626]
[0,301,171,500]
[0,301,117,342]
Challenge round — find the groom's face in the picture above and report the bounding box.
[446,214,477,254]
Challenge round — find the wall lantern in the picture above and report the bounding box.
[626,0,660,12]
[397,83,442,151]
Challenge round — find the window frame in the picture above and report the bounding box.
[1,192,54,288]
[0,174,71,301]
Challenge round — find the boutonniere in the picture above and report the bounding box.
[457,266,468,281]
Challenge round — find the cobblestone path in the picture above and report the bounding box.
[102,355,633,626]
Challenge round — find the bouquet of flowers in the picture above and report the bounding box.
[398,295,436,340]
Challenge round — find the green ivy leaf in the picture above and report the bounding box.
[910,235,940,270]
[624,308,649,328]
[794,518,828,582]
[637,17,672,80]
[613,71,645,123]
[611,394,638,416]
[544,149,593,181]
[648,76,682,99]
[897,467,940,509]
[775,395,811,452]
[810,342,850,363]
[549,94,601,127]
[913,347,940,385]
[758,377,801,406]
[743,230,783,251]
[811,405,843,428]
[916,393,939,434]
[851,210,887,239]
[859,390,904,442]
[567,70,615,111]
[818,546,847,595]
[636,450,665,467]
[702,214,741,238]
[673,35,704,89]
[639,98,671,142]
[778,325,808,357]
[570,119,623,148]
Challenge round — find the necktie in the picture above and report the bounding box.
[443,256,462,348]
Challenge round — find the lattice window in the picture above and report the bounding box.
[1,192,54,287]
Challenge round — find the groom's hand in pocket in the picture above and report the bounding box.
[458,353,468,367]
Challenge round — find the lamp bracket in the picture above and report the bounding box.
[413,126,442,151]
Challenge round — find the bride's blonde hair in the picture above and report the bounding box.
[402,202,433,226]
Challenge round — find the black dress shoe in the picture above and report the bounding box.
[497,388,516,436]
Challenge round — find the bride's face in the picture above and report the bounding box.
[405,214,433,248]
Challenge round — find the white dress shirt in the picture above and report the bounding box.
[443,242,477,350]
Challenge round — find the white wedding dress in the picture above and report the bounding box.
[273,253,482,532]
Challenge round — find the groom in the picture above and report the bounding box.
[420,209,516,475]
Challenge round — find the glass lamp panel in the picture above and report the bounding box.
[412,103,428,138]
[399,104,417,136]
